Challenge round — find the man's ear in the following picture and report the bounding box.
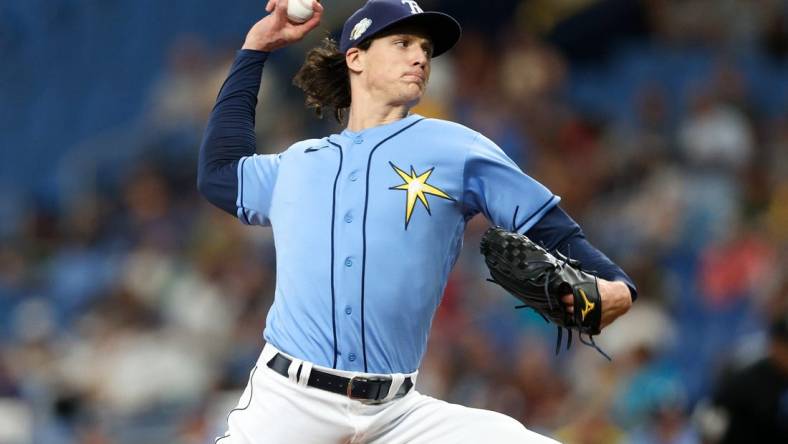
[346,47,364,74]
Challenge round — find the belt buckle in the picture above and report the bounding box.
[346,375,390,402]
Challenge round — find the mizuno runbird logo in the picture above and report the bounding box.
[579,288,595,321]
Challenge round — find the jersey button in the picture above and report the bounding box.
[348,353,356,361]
[344,214,353,223]
[345,258,353,267]
[354,136,363,144]
[349,172,358,182]
[345,306,352,315]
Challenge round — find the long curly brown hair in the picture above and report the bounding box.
[292,36,372,123]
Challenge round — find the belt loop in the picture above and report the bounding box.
[287,358,302,384]
[297,361,313,387]
[382,373,405,402]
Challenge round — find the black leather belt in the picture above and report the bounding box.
[266,353,414,403]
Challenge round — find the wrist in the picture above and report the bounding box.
[242,38,281,52]
[598,279,632,320]
[242,26,287,52]
[607,280,632,310]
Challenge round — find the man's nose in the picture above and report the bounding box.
[412,50,427,68]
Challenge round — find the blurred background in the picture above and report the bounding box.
[1,0,787,443]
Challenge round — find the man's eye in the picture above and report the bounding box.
[395,40,408,47]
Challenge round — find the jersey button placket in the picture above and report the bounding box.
[337,136,365,370]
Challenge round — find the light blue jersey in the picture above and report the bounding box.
[237,114,558,373]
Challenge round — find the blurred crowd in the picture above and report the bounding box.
[1,0,787,443]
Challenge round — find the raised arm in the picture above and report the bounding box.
[197,0,323,215]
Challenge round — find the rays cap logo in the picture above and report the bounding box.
[339,0,461,58]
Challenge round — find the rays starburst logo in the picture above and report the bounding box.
[388,162,455,229]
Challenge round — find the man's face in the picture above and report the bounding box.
[351,28,434,107]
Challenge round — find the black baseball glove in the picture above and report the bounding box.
[480,226,609,359]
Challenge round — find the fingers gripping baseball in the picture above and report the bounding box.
[243,0,323,52]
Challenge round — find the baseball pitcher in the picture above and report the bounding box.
[198,0,636,442]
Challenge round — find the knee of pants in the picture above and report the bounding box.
[470,411,559,443]
[483,412,528,436]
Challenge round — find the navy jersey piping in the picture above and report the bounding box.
[514,195,555,233]
[328,141,344,368]
[360,118,425,372]
[238,157,250,224]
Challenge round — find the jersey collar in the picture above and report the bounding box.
[329,114,424,147]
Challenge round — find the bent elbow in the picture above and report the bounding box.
[196,170,209,198]
[195,165,240,216]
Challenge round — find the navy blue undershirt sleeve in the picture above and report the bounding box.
[525,205,638,301]
[197,49,270,215]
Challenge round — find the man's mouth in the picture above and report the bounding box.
[403,72,425,83]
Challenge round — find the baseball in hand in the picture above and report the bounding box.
[287,0,315,23]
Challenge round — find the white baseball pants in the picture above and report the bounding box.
[215,344,560,444]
